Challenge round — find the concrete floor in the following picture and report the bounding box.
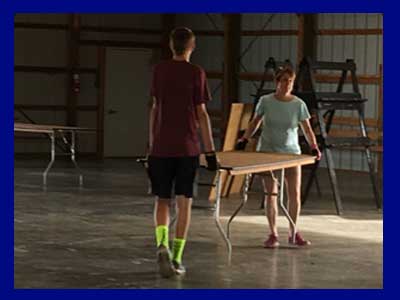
[14,158,383,288]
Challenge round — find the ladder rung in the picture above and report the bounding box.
[315,92,363,100]
[317,102,365,111]
[325,137,375,147]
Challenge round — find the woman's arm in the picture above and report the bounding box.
[241,115,263,140]
[236,115,263,150]
[300,118,321,160]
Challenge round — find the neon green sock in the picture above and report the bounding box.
[155,225,169,249]
[172,238,186,264]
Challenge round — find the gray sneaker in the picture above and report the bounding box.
[156,246,175,278]
[172,260,186,276]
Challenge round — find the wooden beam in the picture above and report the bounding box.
[161,14,176,59]
[317,28,382,35]
[206,70,380,85]
[315,74,380,85]
[14,104,97,111]
[15,22,299,37]
[239,72,274,82]
[331,116,379,128]
[14,22,163,35]
[66,14,80,127]
[241,29,298,36]
[14,22,68,30]
[81,25,161,35]
[97,47,106,159]
[223,14,241,129]
[194,29,298,36]
[14,65,97,74]
[79,39,162,49]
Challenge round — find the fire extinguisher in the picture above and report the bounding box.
[73,73,80,94]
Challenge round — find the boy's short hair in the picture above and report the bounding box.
[170,27,195,55]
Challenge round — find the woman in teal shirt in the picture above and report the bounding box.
[237,67,321,248]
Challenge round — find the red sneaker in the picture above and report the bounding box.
[263,234,280,248]
[288,232,311,246]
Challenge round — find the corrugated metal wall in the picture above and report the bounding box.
[316,13,382,171]
[179,13,382,171]
[240,14,298,103]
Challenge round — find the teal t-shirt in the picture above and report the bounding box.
[255,93,311,154]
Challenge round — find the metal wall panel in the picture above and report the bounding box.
[316,13,382,171]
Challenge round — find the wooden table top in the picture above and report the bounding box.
[200,151,316,175]
[14,122,94,132]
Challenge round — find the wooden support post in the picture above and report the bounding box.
[161,14,176,60]
[302,14,317,61]
[297,14,304,65]
[378,64,383,134]
[66,14,80,127]
[297,13,317,70]
[97,46,106,159]
[377,64,383,185]
[222,14,241,131]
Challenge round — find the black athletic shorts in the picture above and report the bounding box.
[148,156,199,199]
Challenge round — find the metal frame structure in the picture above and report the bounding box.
[293,57,382,214]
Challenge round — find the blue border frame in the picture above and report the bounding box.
[1,1,393,299]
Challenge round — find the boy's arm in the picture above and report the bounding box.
[148,97,157,153]
[196,103,215,153]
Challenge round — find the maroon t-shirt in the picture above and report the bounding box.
[150,59,211,157]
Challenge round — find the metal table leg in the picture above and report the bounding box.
[69,131,83,187]
[227,173,251,238]
[214,170,232,262]
[43,131,55,189]
[277,168,297,244]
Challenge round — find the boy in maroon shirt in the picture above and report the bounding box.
[148,27,218,277]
